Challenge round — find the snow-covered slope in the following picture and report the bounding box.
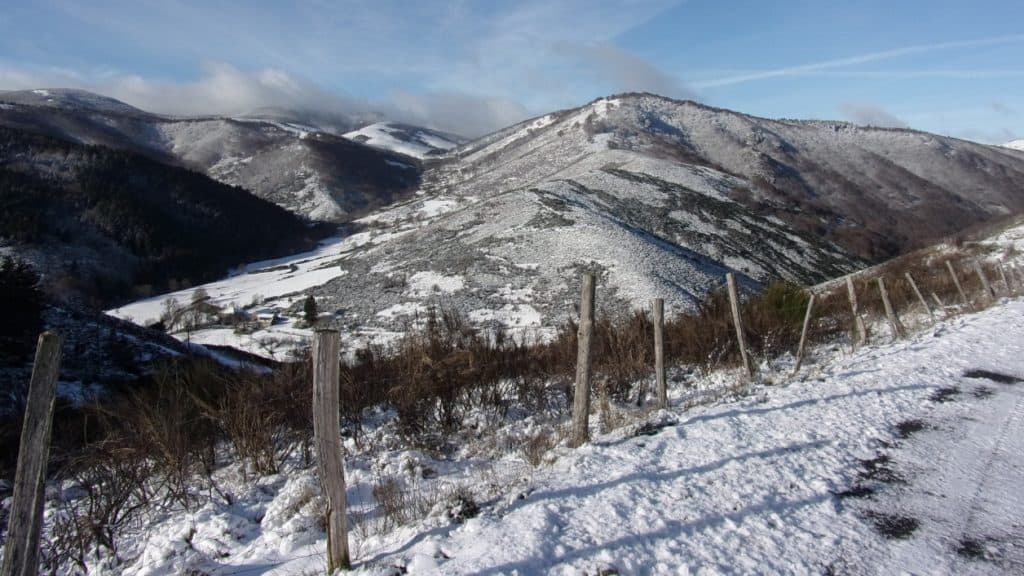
[344,122,465,159]
[109,150,855,358]
[0,90,421,221]
[108,94,1024,359]
[1003,139,1024,151]
[440,93,1024,262]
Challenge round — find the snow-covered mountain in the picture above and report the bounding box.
[344,122,466,159]
[440,93,1024,262]
[0,89,422,221]
[1003,139,1024,151]
[109,93,1024,358]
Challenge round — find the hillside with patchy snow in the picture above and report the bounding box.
[0,89,422,221]
[1003,139,1024,152]
[437,93,1024,262]
[109,94,1024,360]
[344,122,465,159]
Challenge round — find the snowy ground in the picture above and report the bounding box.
[75,296,1024,575]
[344,301,1024,575]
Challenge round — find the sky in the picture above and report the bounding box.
[0,0,1021,141]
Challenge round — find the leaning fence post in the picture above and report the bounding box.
[877,278,904,340]
[653,298,667,409]
[996,263,1010,295]
[846,276,867,348]
[2,331,62,576]
[1012,263,1024,292]
[571,273,596,447]
[726,273,754,381]
[792,293,816,375]
[312,329,350,572]
[973,262,995,302]
[946,261,970,309]
[930,292,951,318]
[904,272,934,323]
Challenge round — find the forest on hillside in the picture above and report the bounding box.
[0,126,334,308]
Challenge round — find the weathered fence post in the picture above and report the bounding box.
[2,331,62,576]
[930,292,953,319]
[1012,263,1024,291]
[652,298,667,409]
[904,272,934,323]
[877,278,905,340]
[974,262,995,302]
[792,293,816,376]
[312,329,350,572]
[846,276,868,348]
[571,273,596,447]
[996,263,1010,295]
[726,273,754,380]
[946,261,970,309]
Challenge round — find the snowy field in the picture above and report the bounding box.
[87,297,1024,575]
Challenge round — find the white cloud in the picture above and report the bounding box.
[839,103,908,129]
[565,42,694,100]
[0,62,538,137]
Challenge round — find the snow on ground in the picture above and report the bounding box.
[108,233,353,326]
[405,271,465,297]
[349,300,1024,575]
[344,123,461,159]
[81,296,1024,575]
[1001,139,1024,152]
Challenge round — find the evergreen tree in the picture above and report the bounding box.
[304,294,318,326]
[0,256,44,358]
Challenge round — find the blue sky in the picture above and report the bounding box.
[0,0,1021,140]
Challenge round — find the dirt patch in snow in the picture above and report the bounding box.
[895,419,926,439]
[858,454,905,485]
[963,368,1023,385]
[863,510,920,539]
[929,386,961,403]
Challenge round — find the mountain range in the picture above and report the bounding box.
[0,88,421,221]
[4,88,1024,358]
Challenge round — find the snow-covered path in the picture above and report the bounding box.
[370,301,1024,575]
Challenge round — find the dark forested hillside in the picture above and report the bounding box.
[0,126,333,307]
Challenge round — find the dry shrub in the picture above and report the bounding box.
[521,428,556,467]
[743,281,810,360]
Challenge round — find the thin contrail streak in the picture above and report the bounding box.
[693,34,1024,88]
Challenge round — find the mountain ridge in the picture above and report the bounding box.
[0,89,426,221]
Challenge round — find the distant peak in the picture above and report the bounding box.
[0,88,146,115]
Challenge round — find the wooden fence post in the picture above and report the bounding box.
[974,262,995,302]
[792,293,816,376]
[946,261,970,309]
[571,273,596,447]
[996,263,1010,295]
[312,329,350,573]
[846,276,867,348]
[930,292,952,319]
[1012,263,1024,291]
[877,278,904,340]
[2,331,62,576]
[652,298,667,409]
[726,273,754,380]
[904,272,934,323]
